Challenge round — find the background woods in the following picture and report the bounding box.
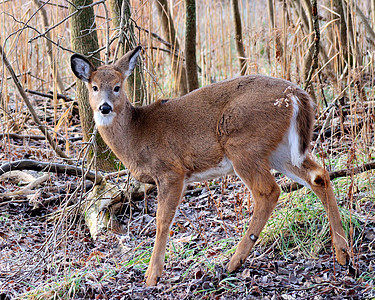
[0,0,374,299]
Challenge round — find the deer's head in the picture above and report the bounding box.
[71,46,141,126]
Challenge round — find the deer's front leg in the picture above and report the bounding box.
[145,175,184,286]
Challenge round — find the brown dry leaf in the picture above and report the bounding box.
[0,231,9,240]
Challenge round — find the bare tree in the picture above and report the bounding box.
[304,0,320,91]
[109,0,144,103]
[232,0,247,75]
[267,0,283,62]
[185,0,199,91]
[69,0,117,171]
[155,0,188,95]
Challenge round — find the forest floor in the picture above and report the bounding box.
[0,151,374,299]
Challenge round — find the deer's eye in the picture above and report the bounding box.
[114,86,120,93]
[92,85,98,92]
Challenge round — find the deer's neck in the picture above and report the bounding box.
[97,101,138,165]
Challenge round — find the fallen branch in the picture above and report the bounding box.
[0,133,82,143]
[0,159,101,184]
[329,161,375,180]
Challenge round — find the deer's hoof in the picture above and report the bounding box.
[227,254,245,273]
[145,266,162,286]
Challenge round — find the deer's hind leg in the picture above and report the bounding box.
[284,156,349,265]
[227,157,281,272]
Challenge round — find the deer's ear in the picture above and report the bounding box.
[71,54,96,82]
[115,46,142,78]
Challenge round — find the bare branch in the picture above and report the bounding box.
[29,0,106,43]
[25,89,74,102]
[0,44,69,159]
[32,0,65,94]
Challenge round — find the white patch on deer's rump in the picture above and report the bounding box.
[269,95,309,187]
[288,95,304,167]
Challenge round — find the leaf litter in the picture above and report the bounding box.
[0,118,374,299]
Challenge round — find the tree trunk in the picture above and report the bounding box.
[69,0,117,171]
[304,0,320,91]
[291,0,310,35]
[108,0,126,56]
[109,0,144,103]
[267,0,283,62]
[185,0,199,92]
[301,0,314,83]
[332,0,348,66]
[155,0,188,96]
[232,0,247,75]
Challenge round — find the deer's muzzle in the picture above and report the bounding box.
[99,103,112,115]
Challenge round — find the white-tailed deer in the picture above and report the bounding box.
[71,47,349,286]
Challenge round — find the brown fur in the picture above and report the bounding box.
[71,48,349,287]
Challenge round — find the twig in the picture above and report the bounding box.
[0,44,69,159]
[136,25,173,50]
[2,12,74,55]
[103,169,129,180]
[102,1,110,64]
[146,46,182,58]
[249,238,279,261]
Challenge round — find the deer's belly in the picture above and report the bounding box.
[186,156,234,183]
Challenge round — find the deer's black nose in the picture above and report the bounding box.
[99,103,112,114]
